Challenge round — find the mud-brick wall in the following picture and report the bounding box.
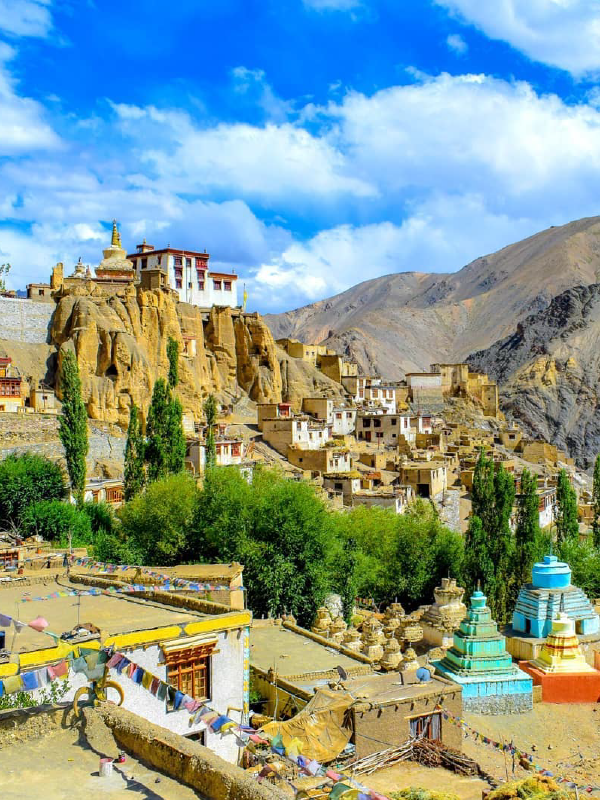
[0,298,54,344]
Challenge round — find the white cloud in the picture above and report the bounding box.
[324,72,600,215]
[303,0,363,11]
[231,67,294,122]
[0,0,53,38]
[446,33,468,55]
[250,194,544,310]
[0,44,61,153]
[436,0,600,76]
[111,103,376,201]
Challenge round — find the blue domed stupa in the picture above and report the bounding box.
[433,589,532,714]
[512,555,599,640]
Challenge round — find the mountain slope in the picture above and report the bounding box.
[266,216,600,378]
[467,284,600,468]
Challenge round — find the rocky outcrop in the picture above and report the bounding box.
[468,284,600,468]
[48,284,283,425]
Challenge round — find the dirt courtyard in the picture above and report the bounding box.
[0,727,204,800]
[462,703,600,794]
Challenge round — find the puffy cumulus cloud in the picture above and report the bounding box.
[250,194,547,311]
[111,103,376,202]
[0,44,61,154]
[446,33,468,55]
[435,0,600,76]
[230,67,294,123]
[0,0,53,39]
[324,72,600,215]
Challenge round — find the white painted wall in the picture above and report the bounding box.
[24,627,246,764]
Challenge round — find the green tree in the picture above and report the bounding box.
[165,396,186,474]
[592,454,600,549]
[555,468,579,546]
[514,468,541,591]
[145,379,186,481]
[489,465,516,622]
[118,473,198,565]
[0,262,11,293]
[20,500,92,547]
[192,467,337,625]
[58,349,88,503]
[0,453,65,528]
[463,515,495,600]
[167,336,179,388]
[203,394,217,470]
[124,403,145,500]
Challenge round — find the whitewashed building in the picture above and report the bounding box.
[128,242,238,308]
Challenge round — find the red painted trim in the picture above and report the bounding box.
[127,248,211,259]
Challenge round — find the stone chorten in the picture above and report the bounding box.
[531,612,595,675]
[420,577,467,649]
[95,220,136,281]
[379,636,403,671]
[311,607,332,638]
[433,589,533,714]
[512,554,599,639]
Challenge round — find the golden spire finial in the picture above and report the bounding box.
[111,219,122,248]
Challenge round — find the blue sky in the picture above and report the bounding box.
[2,0,600,312]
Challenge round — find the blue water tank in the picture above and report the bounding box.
[531,555,571,589]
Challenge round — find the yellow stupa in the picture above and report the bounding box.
[531,612,595,674]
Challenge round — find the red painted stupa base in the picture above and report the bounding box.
[519,661,600,703]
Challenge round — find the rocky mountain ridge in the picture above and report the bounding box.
[266,216,600,378]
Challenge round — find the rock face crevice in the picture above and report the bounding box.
[49,285,283,425]
[467,284,600,468]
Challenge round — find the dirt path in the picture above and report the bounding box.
[0,728,203,800]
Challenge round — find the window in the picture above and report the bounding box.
[374,419,381,428]
[175,279,182,289]
[157,255,162,265]
[174,256,183,267]
[165,646,212,702]
[198,280,205,290]
[186,258,192,268]
[336,413,342,420]
[188,281,192,288]
[346,412,352,418]
[195,257,205,268]
[213,280,222,290]
[362,419,371,428]
[224,281,232,291]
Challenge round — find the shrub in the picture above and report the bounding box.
[0,453,65,527]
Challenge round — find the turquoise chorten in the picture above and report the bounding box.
[512,555,599,639]
[433,590,532,714]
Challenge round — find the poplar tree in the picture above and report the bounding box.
[463,515,495,598]
[166,396,186,474]
[145,379,186,482]
[203,394,217,470]
[592,454,600,549]
[167,336,179,388]
[490,464,516,622]
[555,468,579,546]
[124,403,145,501]
[145,379,170,482]
[58,349,88,504]
[514,468,540,589]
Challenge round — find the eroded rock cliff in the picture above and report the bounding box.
[50,283,283,425]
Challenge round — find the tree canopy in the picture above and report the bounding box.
[58,349,88,503]
[0,453,66,528]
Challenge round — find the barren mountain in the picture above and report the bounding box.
[467,284,600,468]
[266,216,600,378]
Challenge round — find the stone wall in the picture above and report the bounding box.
[463,693,533,715]
[92,704,286,799]
[0,704,73,748]
[0,297,54,344]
